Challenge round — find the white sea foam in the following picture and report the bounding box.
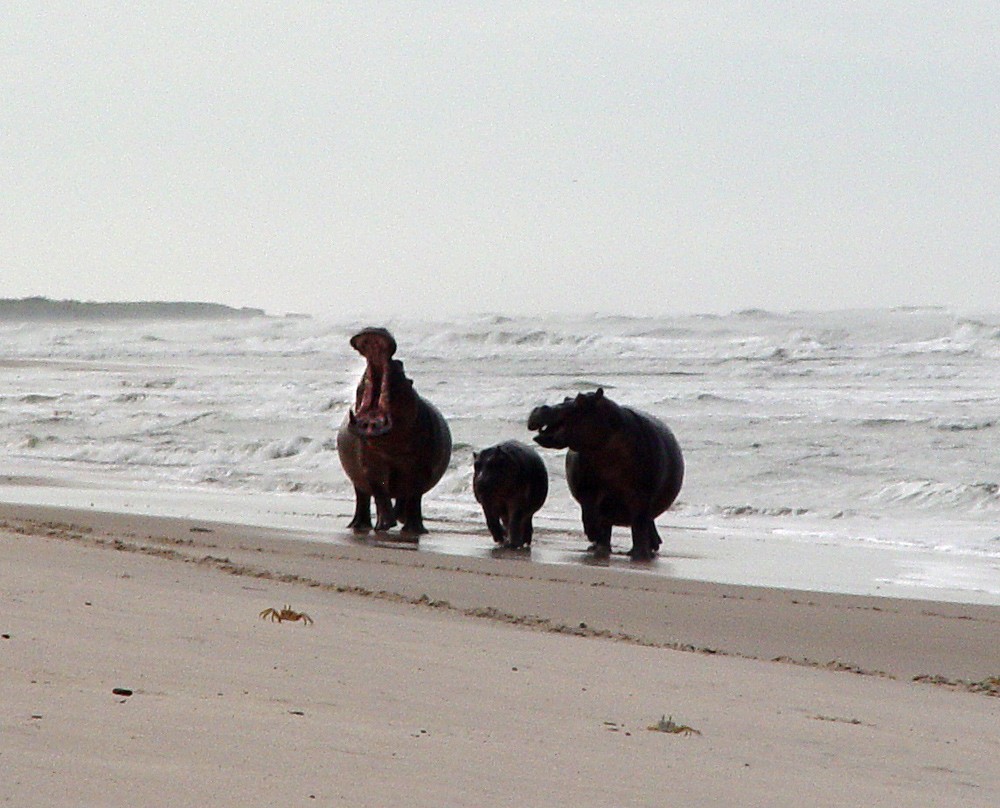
[2,307,999,596]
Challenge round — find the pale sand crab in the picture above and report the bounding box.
[259,605,313,626]
[647,715,701,736]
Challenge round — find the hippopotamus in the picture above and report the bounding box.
[473,440,549,549]
[337,327,452,535]
[527,388,683,561]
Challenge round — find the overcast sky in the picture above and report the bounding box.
[3,3,997,317]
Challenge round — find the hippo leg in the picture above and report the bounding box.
[373,490,397,532]
[628,518,661,562]
[397,495,428,536]
[483,508,506,544]
[348,488,373,532]
[581,504,613,557]
[519,512,534,547]
[508,510,533,549]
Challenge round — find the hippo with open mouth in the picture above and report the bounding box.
[337,327,452,535]
[527,388,683,561]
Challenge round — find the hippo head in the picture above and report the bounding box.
[348,327,400,438]
[472,444,510,490]
[527,388,611,452]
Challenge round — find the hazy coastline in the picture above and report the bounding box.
[0,296,272,322]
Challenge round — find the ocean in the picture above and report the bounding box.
[2,306,998,603]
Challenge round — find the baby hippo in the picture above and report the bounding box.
[473,440,548,549]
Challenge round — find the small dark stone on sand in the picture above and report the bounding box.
[112,688,133,697]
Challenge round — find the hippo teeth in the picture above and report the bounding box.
[349,410,393,437]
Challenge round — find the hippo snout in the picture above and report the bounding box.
[527,405,552,431]
[529,404,567,448]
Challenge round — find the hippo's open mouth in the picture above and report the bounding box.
[527,404,568,449]
[348,327,398,438]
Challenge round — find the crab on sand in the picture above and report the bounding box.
[259,605,313,626]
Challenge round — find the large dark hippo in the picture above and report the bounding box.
[337,327,452,535]
[473,440,549,549]
[527,388,683,561]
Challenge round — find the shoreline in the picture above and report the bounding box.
[3,501,998,688]
[1,474,998,606]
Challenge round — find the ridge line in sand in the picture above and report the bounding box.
[3,508,997,697]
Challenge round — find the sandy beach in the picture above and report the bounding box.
[3,502,999,807]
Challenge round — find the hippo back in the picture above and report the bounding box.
[564,404,683,523]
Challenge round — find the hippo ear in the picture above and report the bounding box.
[473,451,479,462]
[595,387,605,399]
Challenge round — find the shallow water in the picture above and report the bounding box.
[1,307,998,601]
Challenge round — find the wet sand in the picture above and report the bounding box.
[2,478,997,606]
[2,502,999,807]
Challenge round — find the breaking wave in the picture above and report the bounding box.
[870,480,1000,511]
[2,304,999,564]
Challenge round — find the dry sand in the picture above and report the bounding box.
[2,503,998,807]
